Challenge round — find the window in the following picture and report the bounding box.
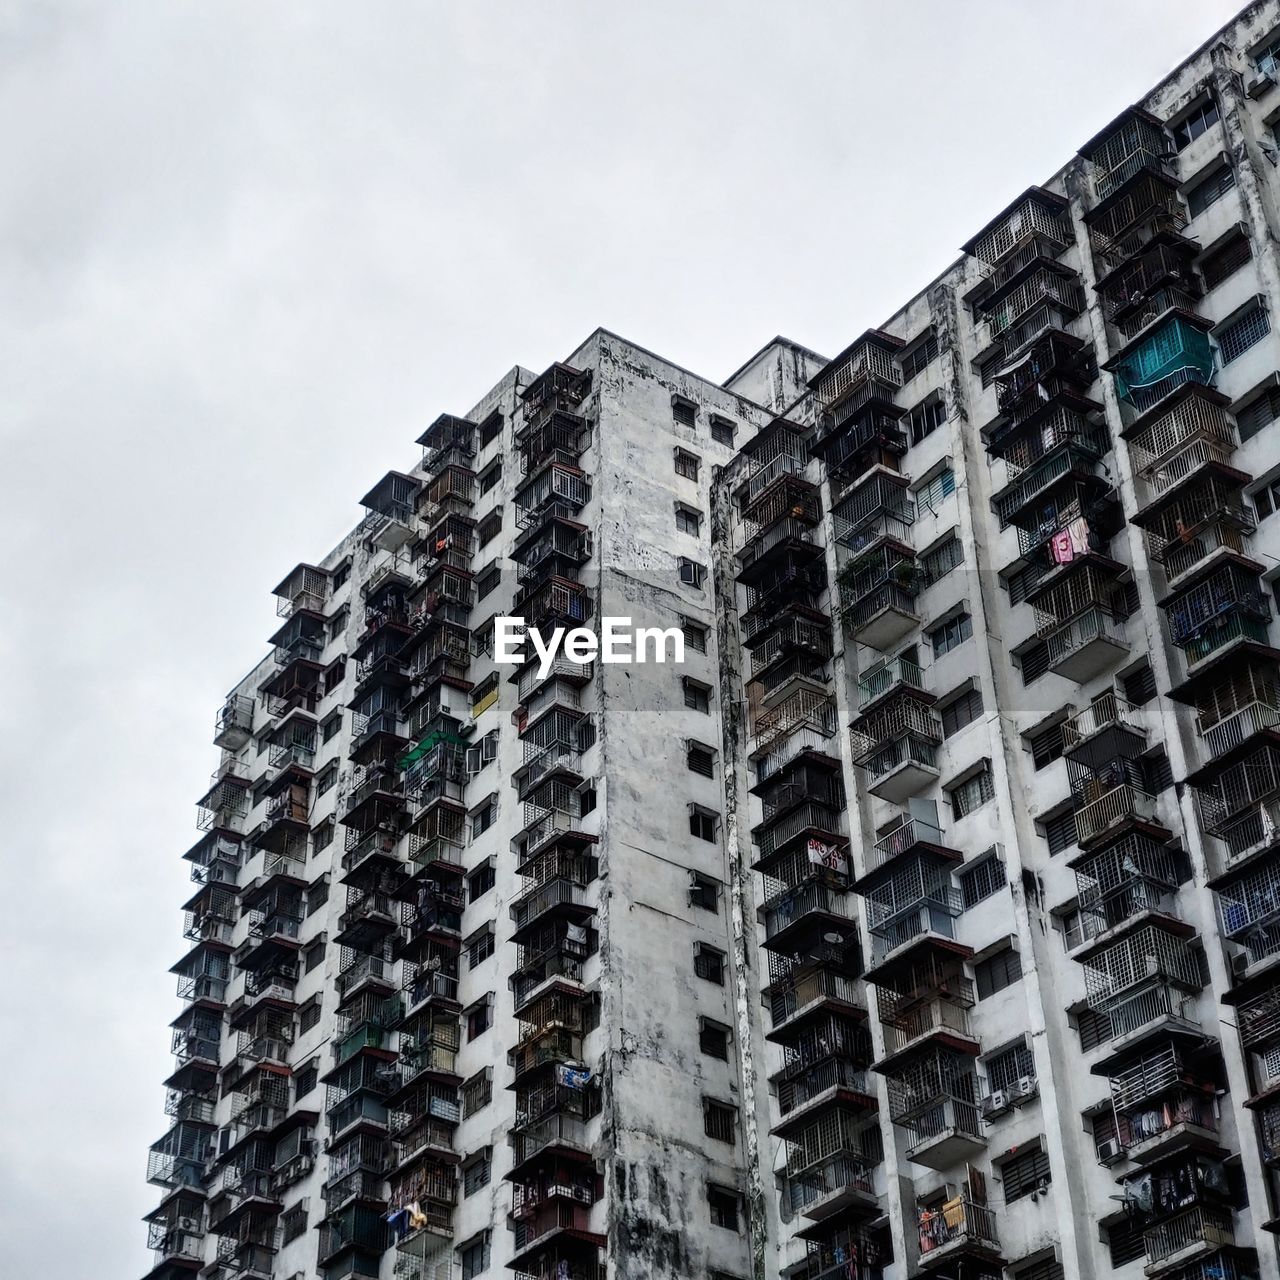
[960,855,1006,908]
[1042,808,1077,856]
[322,712,342,743]
[328,606,349,642]
[687,741,716,777]
[304,937,326,973]
[466,731,499,776]
[479,459,501,494]
[466,927,495,969]
[682,618,708,652]
[468,863,496,902]
[985,1039,1035,1094]
[1217,304,1270,364]
[462,1069,492,1118]
[1253,475,1280,520]
[915,466,956,512]
[471,797,497,840]
[461,1234,491,1280]
[475,561,500,601]
[907,396,947,444]
[1029,721,1064,770]
[306,879,329,915]
[678,557,705,589]
[1006,562,1041,606]
[700,1019,730,1060]
[1107,1217,1147,1268]
[901,330,939,382]
[1201,232,1251,290]
[689,870,720,910]
[683,676,711,713]
[710,416,736,446]
[1077,1005,1113,1052]
[976,945,1023,999]
[940,686,983,738]
[689,809,719,844]
[694,942,725,984]
[1187,164,1235,218]
[281,1202,308,1244]
[1020,640,1050,685]
[1172,97,1219,150]
[331,560,351,592]
[928,611,972,657]
[471,672,499,717]
[300,996,323,1031]
[463,1150,492,1196]
[1238,385,1280,441]
[948,764,994,818]
[479,411,503,448]
[703,1098,737,1143]
[921,533,962,584]
[979,353,1002,388]
[1122,663,1157,707]
[1000,1145,1051,1203]
[674,448,701,480]
[673,396,697,427]
[477,508,502,546]
[317,762,338,795]
[580,785,597,816]
[1144,750,1174,794]
[312,818,335,852]
[465,997,493,1041]
[294,1062,318,1100]
[675,504,702,536]
[708,1184,740,1230]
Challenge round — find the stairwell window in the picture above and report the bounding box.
[479,411,503,448]
[673,396,697,427]
[465,995,493,1041]
[462,1149,492,1196]
[710,415,736,446]
[1238,384,1280,441]
[699,1018,731,1060]
[1028,720,1065,770]
[689,869,721,909]
[687,741,717,777]
[907,396,946,445]
[462,1069,492,1118]
[708,1183,740,1230]
[694,942,725,984]
[703,1098,737,1144]
[1216,302,1271,365]
[674,448,701,480]
[689,807,720,844]
[675,504,702,537]
[940,685,983,738]
[900,329,939,382]
[678,557,705,589]
[1201,231,1251,290]
[681,617,708,653]
[1041,807,1077,856]
[465,926,494,969]
[460,1234,491,1280]
[947,763,994,818]
[683,676,711,713]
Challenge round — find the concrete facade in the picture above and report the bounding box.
[144,5,1280,1280]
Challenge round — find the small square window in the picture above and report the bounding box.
[331,560,351,592]
[466,927,495,969]
[328,606,349,642]
[708,1183,739,1229]
[469,864,496,903]
[689,870,720,910]
[463,1150,492,1196]
[689,809,719,845]
[466,997,493,1041]
[686,741,716,777]
[675,505,702,537]
[681,618,708,653]
[479,459,502,494]
[477,509,503,547]
[674,449,701,480]
[479,412,503,448]
[683,677,711,713]
[710,417,736,447]
[699,1020,731,1060]
[703,1098,737,1143]
[673,397,697,427]
[678,557,705,589]
[694,943,725,984]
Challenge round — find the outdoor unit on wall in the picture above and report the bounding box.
[1096,1137,1122,1166]
[983,1090,1008,1118]
[1248,71,1276,98]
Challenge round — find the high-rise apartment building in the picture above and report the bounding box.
[143,4,1280,1280]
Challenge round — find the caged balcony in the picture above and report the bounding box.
[1189,661,1280,764]
[1107,313,1216,417]
[1071,831,1181,939]
[1061,690,1146,771]
[850,697,942,803]
[1084,166,1189,272]
[1080,108,1176,203]
[519,363,592,435]
[963,188,1072,278]
[837,544,922,651]
[272,563,329,619]
[1137,478,1255,590]
[1217,861,1280,967]
[861,852,962,962]
[514,462,591,531]
[782,1104,883,1220]
[884,1048,985,1170]
[360,470,421,553]
[810,331,904,424]
[214,693,255,751]
[1082,923,1202,1024]
[1164,562,1270,669]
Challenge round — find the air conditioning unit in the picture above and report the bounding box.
[1233,951,1251,976]
[1096,1137,1122,1165]
[983,1089,1008,1117]
[177,1215,201,1232]
[458,716,477,738]
[1248,71,1276,98]
[1016,1075,1037,1100]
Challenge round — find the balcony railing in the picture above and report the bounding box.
[917,1197,999,1259]
[1074,783,1159,846]
[762,881,855,944]
[1143,1205,1234,1267]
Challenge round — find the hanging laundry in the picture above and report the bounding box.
[1050,528,1074,565]
[566,923,588,946]
[1066,516,1090,554]
[941,1195,965,1230]
[556,1064,592,1090]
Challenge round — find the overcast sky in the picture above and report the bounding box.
[0,1,1240,1275]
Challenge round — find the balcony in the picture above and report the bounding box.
[982,265,1086,345]
[214,694,254,750]
[1107,313,1216,416]
[1219,861,1280,967]
[1143,1205,1235,1275]
[838,548,921,651]
[1073,776,1161,846]
[514,462,590,530]
[272,563,329,619]
[761,879,857,956]
[1083,924,1202,1016]
[917,1196,1001,1267]
[964,189,1072,270]
[511,876,595,940]
[863,857,962,961]
[1083,109,1175,201]
[1085,165,1188,269]
[851,728,939,804]
[753,798,845,866]
[885,1051,984,1170]
[1195,745,1280,838]
[785,1151,879,1222]
[1061,691,1146,771]
[866,808,952,875]
[1039,602,1129,682]
[768,967,863,1034]
[1144,499,1256,589]
[857,653,926,712]
[783,1102,882,1218]
[811,331,903,416]
[880,996,977,1064]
